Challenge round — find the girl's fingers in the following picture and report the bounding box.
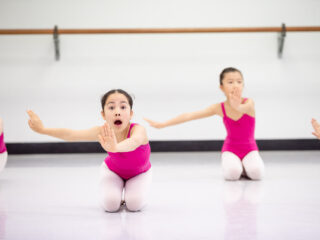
[98,134,103,143]
[143,118,152,125]
[110,127,116,140]
[103,123,108,137]
[28,110,37,119]
[98,134,108,145]
[101,125,107,137]
[312,120,320,129]
[105,123,111,137]
[312,132,320,138]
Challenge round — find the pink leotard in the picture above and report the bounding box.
[104,123,151,180]
[221,99,259,160]
[0,133,7,153]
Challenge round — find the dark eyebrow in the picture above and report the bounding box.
[107,101,128,105]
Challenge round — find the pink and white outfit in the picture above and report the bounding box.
[100,123,152,212]
[221,99,265,181]
[0,133,8,172]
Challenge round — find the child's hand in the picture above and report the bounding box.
[143,118,164,129]
[229,88,242,110]
[98,123,118,153]
[27,110,45,134]
[311,118,320,139]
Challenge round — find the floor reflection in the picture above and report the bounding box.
[223,180,264,240]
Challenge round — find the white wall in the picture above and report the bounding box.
[0,0,319,142]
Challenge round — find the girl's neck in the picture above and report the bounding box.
[225,97,244,105]
[114,123,131,142]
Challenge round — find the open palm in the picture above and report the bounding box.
[143,118,164,129]
[98,123,118,152]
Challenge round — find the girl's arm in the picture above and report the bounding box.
[27,110,100,141]
[98,123,148,153]
[144,103,220,128]
[229,88,255,114]
[311,118,320,139]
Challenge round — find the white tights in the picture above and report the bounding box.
[99,162,152,212]
[0,151,7,173]
[221,151,265,181]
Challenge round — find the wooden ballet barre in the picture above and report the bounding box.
[1,25,319,61]
[0,26,320,35]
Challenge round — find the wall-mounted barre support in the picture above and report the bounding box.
[53,25,60,61]
[0,25,319,61]
[278,23,286,58]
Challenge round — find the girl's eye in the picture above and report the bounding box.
[121,106,126,110]
[109,106,114,110]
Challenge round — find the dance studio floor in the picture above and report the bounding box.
[0,151,320,240]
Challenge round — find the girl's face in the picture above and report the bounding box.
[101,93,133,133]
[220,71,244,97]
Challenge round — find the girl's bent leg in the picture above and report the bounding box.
[124,169,152,212]
[0,152,7,173]
[242,151,265,180]
[99,163,124,212]
[221,151,243,181]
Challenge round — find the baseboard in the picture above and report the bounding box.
[5,139,320,154]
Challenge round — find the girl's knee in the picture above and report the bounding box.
[224,167,242,181]
[246,167,264,180]
[125,195,146,212]
[101,196,121,212]
[247,168,264,180]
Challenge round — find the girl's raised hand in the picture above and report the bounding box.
[311,118,320,139]
[27,110,45,133]
[229,88,242,110]
[143,118,164,129]
[98,123,118,152]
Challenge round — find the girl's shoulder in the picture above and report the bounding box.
[129,123,149,144]
[129,123,147,135]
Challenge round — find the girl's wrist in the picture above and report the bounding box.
[160,122,167,128]
[39,128,47,135]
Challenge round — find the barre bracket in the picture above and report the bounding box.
[53,25,60,61]
[278,23,286,58]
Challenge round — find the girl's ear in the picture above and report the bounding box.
[130,110,134,119]
[101,111,106,120]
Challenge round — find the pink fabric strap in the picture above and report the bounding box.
[127,123,137,138]
[221,103,226,117]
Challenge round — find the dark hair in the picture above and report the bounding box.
[219,67,243,85]
[101,89,133,111]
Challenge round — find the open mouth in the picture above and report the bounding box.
[114,120,123,126]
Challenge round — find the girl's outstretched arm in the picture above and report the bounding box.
[98,123,148,153]
[144,103,220,128]
[311,118,320,139]
[27,110,100,141]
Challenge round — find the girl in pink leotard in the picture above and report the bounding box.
[0,118,8,173]
[145,67,264,181]
[27,89,152,212]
